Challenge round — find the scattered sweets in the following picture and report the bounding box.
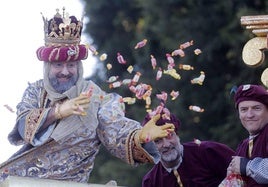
[4,104,15,113]
[106,63,112,70]
[127,65,134,73]
[189,105,204,113]
[194,48,202,55]
[109,81,122,89]
[117,52,127,64]
[123,97,136,104]
[180,40,194,49]
[170,90,179,100]
[99,53,107,61]
[194,138,201,145]
[191,71,205,85]
[156,91,168,103]
[107,76,119,83]
[150,55,157,69]
[87,44,98,55]
[156,68,163,80]
[179,64,194,70]
[134,39,148,49]
[163,69,181,80]
[90,38,205,114]
[171,49,185,57]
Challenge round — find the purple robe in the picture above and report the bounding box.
[236,124,268,187]
[142,141,234,187]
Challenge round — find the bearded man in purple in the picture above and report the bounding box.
[142,112,234,187]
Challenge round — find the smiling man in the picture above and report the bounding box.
[226,84,268,186]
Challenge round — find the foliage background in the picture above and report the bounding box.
[79,0,268,186]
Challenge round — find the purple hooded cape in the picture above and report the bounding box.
[142,141,234,187]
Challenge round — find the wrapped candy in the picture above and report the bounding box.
[132,72,142,85]
[156,91,168,103]
[106,63,112,70]
[134,39,148,49]
[170,90,179,100]
[4,104,15,113]
[107,76,119,83]
[122,79,132,85]
[194,138,201,145]
[219,173,245,187]
[85,86,94,98]
[87,44,99,55]
[179,64,194,70]
[194,48,202,55]
[109,81,122,89]
[99,53,107,61]
[123,97,136,105]
[117,52,127,64]
[171,49,185,57]
[189,105,204,112]
[191,71,205,85]
[156,68,163,80]
[163,69,181,80]
[127,65,134,73]
[166,53,175,65]
[180,40,194,49]
[150,55,157,69]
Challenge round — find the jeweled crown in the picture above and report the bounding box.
[42,7,84,47]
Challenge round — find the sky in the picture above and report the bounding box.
[0,0,96,163]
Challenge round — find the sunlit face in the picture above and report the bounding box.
[48,61,79,93]
[155,132,182,167]
[238,100,268,135]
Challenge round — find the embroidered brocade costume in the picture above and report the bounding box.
[0,79,158,183]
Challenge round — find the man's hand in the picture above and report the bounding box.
[138,114,175,143]
[227,156,242,175]
[56,94,90,119]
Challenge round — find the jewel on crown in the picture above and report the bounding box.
[41,7,84,47]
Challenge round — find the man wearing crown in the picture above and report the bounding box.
[0,8,175,184]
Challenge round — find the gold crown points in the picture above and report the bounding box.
[42,7,84,47]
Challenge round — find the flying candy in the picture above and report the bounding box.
[189,105,204,112]
[109,81,122,89]
[132,72,142,85]
[180,40,194,49]
[156,91,168,103]
[191,71,205,85]
[150,55,157,69]
[194,48,202,55]
[122,79,132,86]
[99,53,107,61]
[166,53,175,66]
[171,49,185,57]
[87,44,99,55]
[179,64,194,70]
[123,97,136,105]
[134,39,148,49]
[170,90,179,100]
[117,52,127,64]
[106,63,112,70]
[127,65,134,73]
[107,76,119,83]
[163,69,181,80]
[156,68,163,80]
[194,138,201,145]
[4,104,15,113]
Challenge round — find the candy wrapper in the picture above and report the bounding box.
[218,173,245,187]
